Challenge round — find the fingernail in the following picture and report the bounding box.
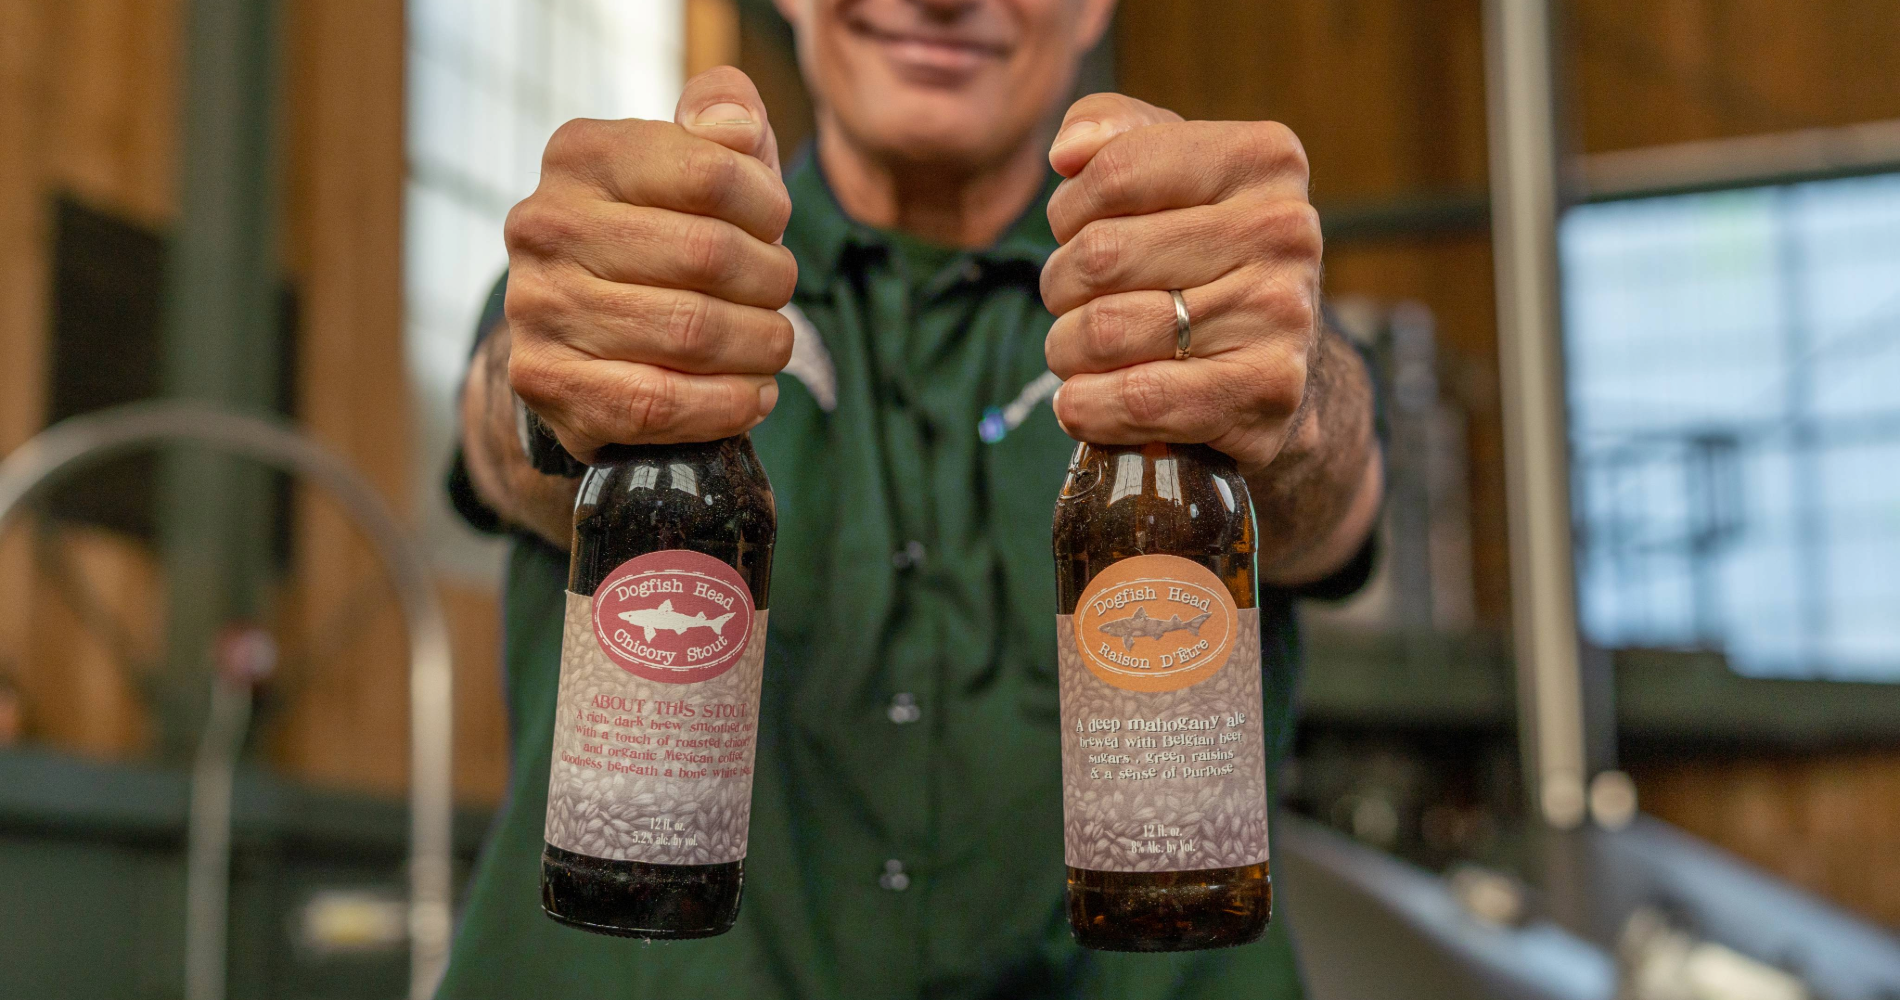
[693,102,754,126]
[1052,120,1100,151]
[757,380,780,417]
[1051,384,1073,436]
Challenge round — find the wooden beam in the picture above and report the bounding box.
[687,0,741,77]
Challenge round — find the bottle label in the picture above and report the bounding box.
[1058,554,1269,872]
[545,550,765,865]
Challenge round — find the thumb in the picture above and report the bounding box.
[1047,92,1181,178]
[676,65,782,177]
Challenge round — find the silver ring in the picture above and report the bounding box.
[1170,289,1192,360]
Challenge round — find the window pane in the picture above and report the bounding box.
[1561,172,1900,680]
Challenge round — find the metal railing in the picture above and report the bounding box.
[0,400,454,1000]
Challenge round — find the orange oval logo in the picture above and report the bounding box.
[1073,555,1239,693]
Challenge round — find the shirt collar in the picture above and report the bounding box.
[782,145,1061,297]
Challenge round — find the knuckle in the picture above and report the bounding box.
[762,311,795,370]
[677,142,739,214]
[1260,365,1307,419]
[623,367,680,436]
[1119,367,1171,427]
[545,117,608,168]
[762,184,794,240]
[1250,342,1310,418]
[1255,278,1317,331]
[500,272,559,329]
[1088,145,1138,213]
[505,344,559,408]
[1250,120,1309,175]
[1260,200,1324,257]
[1073,223,1124,289]
[679,217,737,287]
[765,246,799,306]
[663,292,717,362]
[503,198,567,258]
[1084,296,1139,361]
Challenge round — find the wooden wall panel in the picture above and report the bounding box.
[0,3,51,715]
[38,0,181,226]
[687,0,741,78]
[1572,0,1900,153]
[0,0,180,759]
[1636,752,1900,928]
[20,529,162,758]
[276,0,509,805]
[1117,0,1490,204]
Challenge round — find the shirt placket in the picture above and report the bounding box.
[865,248,944,980]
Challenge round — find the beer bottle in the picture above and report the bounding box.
[541,435,775,938]
[1053,441,1270,951]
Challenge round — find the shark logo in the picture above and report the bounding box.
[1070,555,1239,693]
[617,599,736,642]
[1096,606,1212,651]
[590,550,758,684]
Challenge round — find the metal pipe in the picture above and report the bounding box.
[184,677,251,1000]
[0,401,455,998]
[1482,0,1590,829]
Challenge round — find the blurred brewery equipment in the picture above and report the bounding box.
[0,403,456,999]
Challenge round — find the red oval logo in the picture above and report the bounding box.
[590,550,755,684]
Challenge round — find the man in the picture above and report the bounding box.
[440,0,1381,995]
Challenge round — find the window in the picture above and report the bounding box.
[1562,172,1900,680]
[404,0,682,578]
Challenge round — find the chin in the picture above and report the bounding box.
[850,94,1026,171]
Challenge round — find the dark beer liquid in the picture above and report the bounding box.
[1053,442,1270,951]
[541,436,775,939]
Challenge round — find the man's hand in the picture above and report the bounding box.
[502,67,797,462]
[1042,94,1381,585]
[1042,93,1322,475]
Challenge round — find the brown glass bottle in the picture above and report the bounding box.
[542,436,775,939]
[1053,442,1270,951]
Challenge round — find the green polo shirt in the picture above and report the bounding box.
[436,154,1369,1000]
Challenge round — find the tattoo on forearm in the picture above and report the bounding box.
[1247,327,1378,579]
[460,318,582,551]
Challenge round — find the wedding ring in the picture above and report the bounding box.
[1170,289,1192,360]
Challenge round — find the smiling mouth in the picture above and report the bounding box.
[846,18,1009,76]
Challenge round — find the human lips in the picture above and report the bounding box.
[845,17,1009,78]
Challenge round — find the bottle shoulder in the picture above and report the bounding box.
[1057,443,1251,511]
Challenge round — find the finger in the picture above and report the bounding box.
[1047,120,1310,244]
[540,276,794,376]
[675,65,781,177]
[536,119,791,243]
[537,202,797,309]
[1045,268,1316,378]
[1048,92,1181,178]
[1052,353,1306,458]
[512,347,778,457]
[1040,197,1321,315]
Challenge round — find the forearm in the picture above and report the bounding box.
[460,319,582,551]
[1245,328,1383,587]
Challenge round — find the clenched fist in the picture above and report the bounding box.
[503,67,797,462]
[1041,93,1325,477]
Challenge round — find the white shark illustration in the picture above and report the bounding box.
[617,599,736,642]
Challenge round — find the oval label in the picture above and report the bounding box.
[590,549,755,684]
[1073,554,1239,693]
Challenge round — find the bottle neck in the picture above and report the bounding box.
[1075,441,1235,471]
[593,435,750,468]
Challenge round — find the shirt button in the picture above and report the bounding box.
[887,693,921,725]
[879,859,911,892]
[891,540,927,570]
